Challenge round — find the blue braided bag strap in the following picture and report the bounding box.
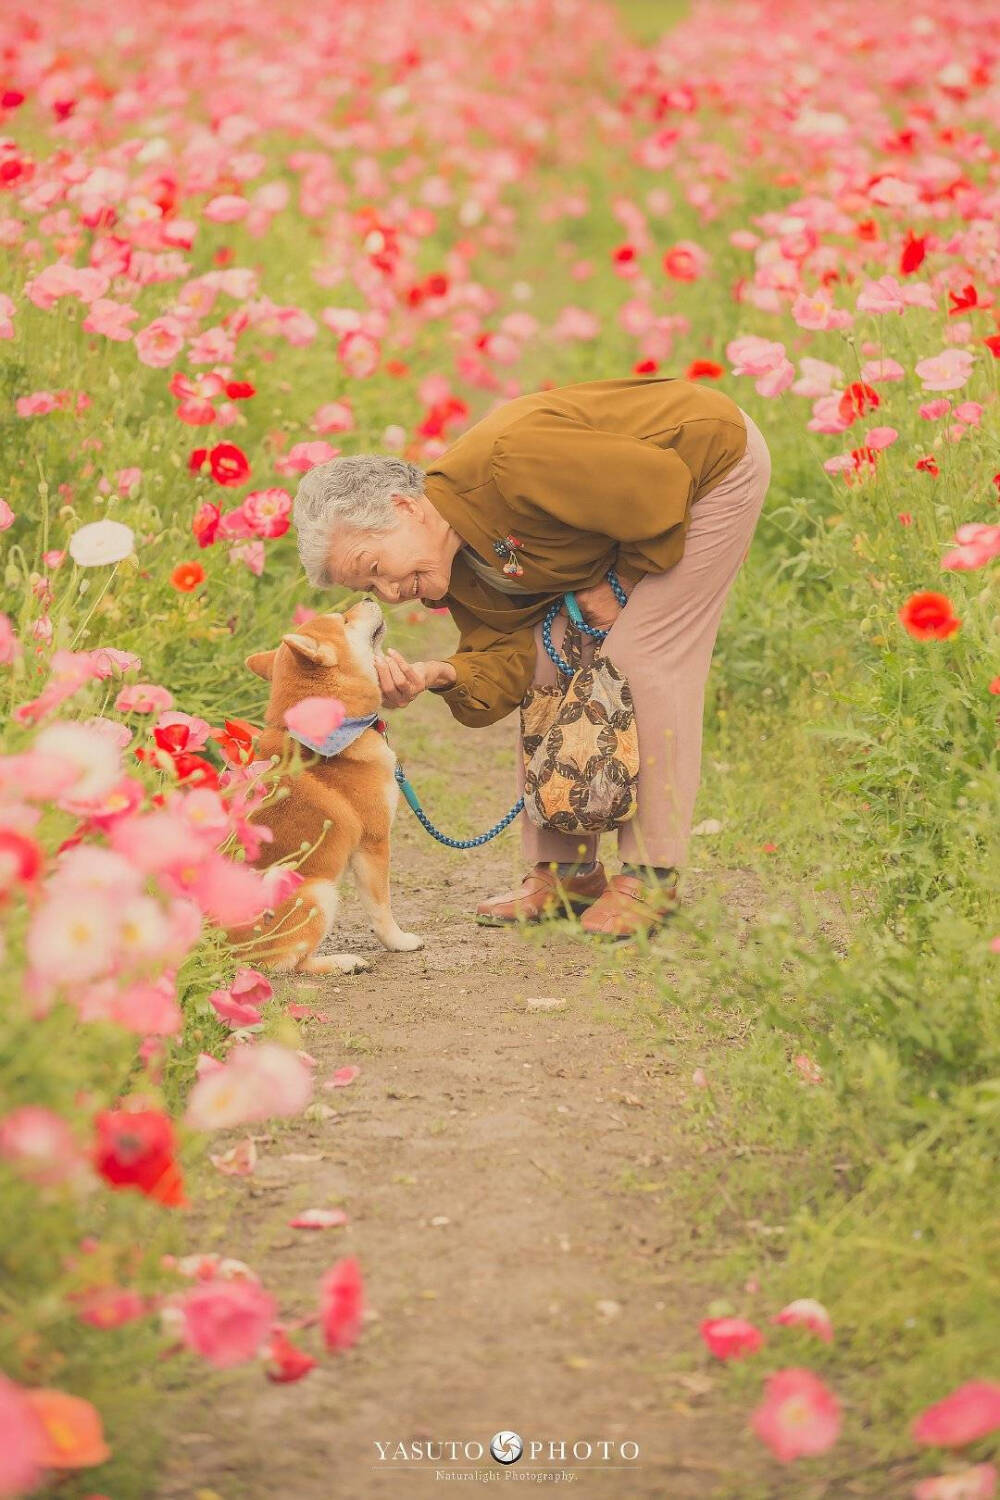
[542,567,628,677]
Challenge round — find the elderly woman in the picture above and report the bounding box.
[292,375,771,941]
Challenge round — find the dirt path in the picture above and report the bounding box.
[158,679,761,1499]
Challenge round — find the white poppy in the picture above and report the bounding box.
[68,519,135,567]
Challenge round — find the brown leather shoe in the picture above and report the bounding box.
[475,862,607,926]
[580,871,679,940]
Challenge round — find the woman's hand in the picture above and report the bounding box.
[374,650,456,709]
[575,579,628,632]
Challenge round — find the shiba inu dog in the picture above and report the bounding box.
[228,598,422,974]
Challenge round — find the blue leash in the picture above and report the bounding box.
[392,569,628,850]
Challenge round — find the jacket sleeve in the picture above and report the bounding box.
[429,604,538,728]
[490,408,697,577]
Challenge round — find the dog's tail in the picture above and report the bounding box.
[226,877,340,973]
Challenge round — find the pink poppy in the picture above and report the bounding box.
[243,487,292,536]
[320,1257,364,1351]
[134,315,185,367]
[699,1317,764,1361]
[914,350,975,392]
[0,1373,47,1495]
[179,1278,276,1367]
[185,1043,313,1130]
[771,1299,834,1344]
[208,987,264,1029]
[0,1106,86,1187]
[912,1465,997,1500]
[229,541,266,575]
[914,1383,1000,1449]
[752,1368,842,1462]
[285,697,346,740]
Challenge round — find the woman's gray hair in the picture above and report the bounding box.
[293,454,427,588]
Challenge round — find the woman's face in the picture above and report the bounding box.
[324,495,454,605]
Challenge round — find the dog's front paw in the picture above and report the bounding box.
[301,952,370,975]
[389,931,424,952]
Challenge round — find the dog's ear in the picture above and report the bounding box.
[245,649,277,680]
[282,632,338,667]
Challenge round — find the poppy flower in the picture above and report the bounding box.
[169,752,220,789]
[209,717,260,765]
[913,1381,1000,1448]
[23,1388,111,1471]
[686,359,724,380]
[751,1368,841,1462]
[916,456,939,476]
[898,592,961,641]
[208,442,250,487]
[0,829,43,900]
[838,381,880,423]
[171,561,205,592]
[899,230,927,274]
[699,1317,764,1360]
[179,1279,276,1367]
[191,501,221,547]
[771,1299,834,1343]
[266,1328,317,1383]
[93,1108,187,1207]
[224,380,255,399]
[319,1256,364,1351]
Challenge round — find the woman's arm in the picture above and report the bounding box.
[374,651,454,709]
[375,611,537,727]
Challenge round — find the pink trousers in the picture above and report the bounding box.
[517,406,772,870]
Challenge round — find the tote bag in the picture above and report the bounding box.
[520,586,639,835]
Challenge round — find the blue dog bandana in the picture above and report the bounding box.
[287,712,381,758]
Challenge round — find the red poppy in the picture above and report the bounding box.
[210,717,260,765]
[633,358,659,374]
[612,243,636,263]
[984,334,1000,359]
[685,359,724,380]
[191,501,221,547]
[224,380,255,399]
[170,752,219,789]
[0,829,43,900]
[915,455,939,476]
[266,1328,317,1384]
[153,723,191,755]
[208,442,250,487]
[171,561,205,592]
[320,1257,364,1351]
[899,230,927,274]
[898,591,961,641]
[948,283,980,315]
[187,447,208,474]
[838,382,880,424]
[93,1108,187,1207]
[988,677,1000,695]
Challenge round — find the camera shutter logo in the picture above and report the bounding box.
[489,1431,523,1465]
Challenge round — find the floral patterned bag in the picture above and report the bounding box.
[520,614,639,835]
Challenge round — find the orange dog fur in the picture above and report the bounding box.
[226,598,422,974]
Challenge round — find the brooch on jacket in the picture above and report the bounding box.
[493,532,525,578]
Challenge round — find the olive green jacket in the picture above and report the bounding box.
[422,375,748,727]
